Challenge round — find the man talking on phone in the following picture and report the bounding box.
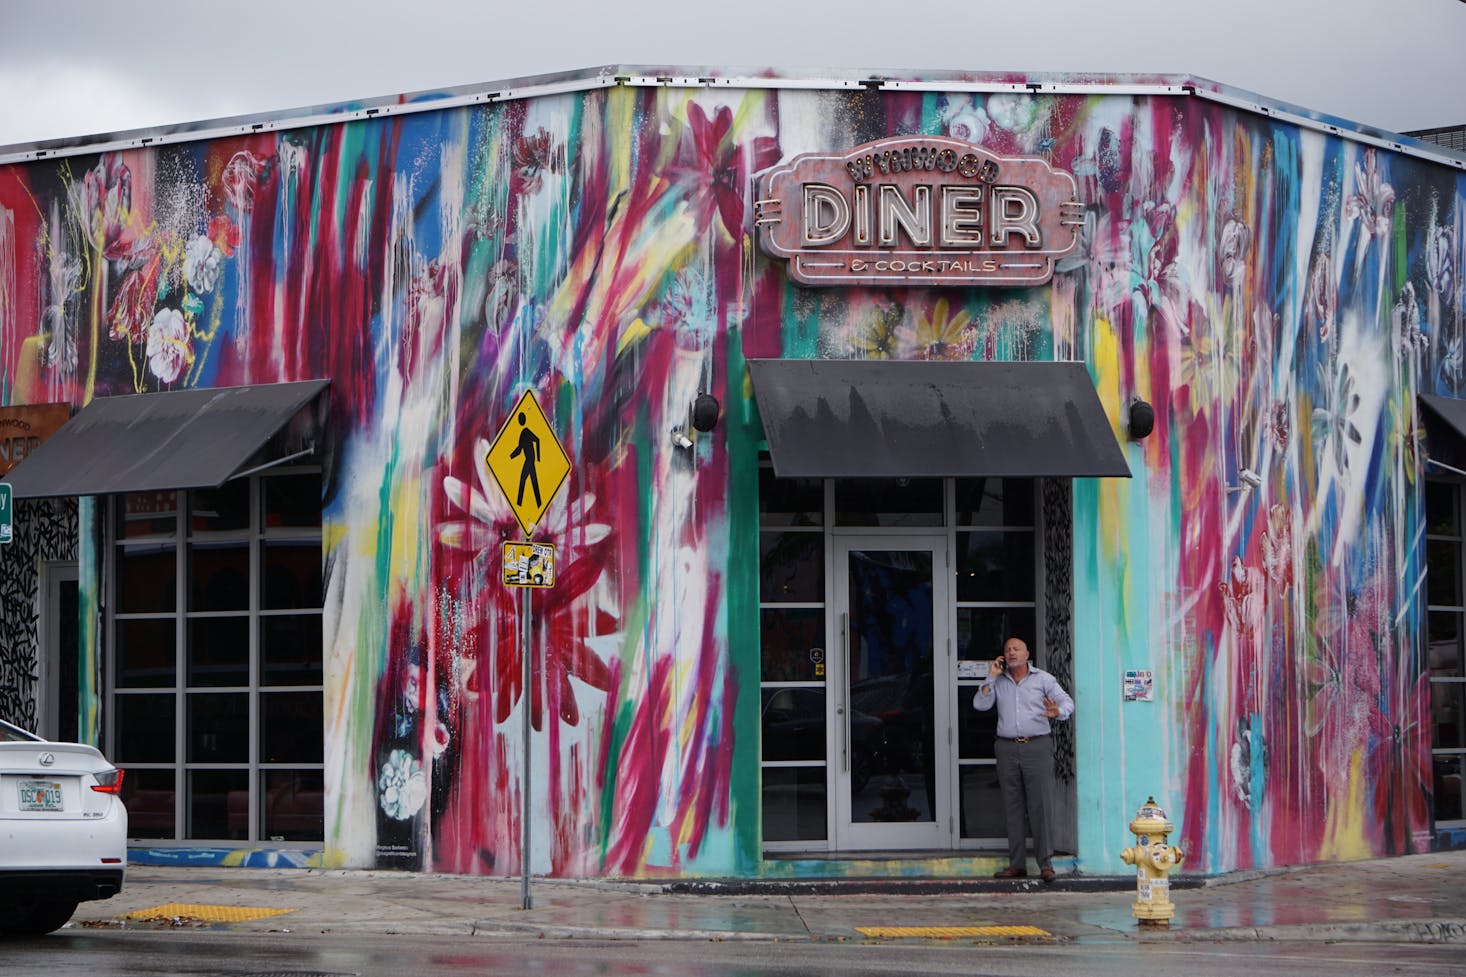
[972,636,1074,882]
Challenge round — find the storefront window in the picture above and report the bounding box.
[759,458,828,845]
[834,477,943,527]
[757,463,1044,852]
[953,478,1037,844]
[111,468,324,844]
[1425,479,1466,827]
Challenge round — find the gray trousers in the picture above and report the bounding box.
[995,737,1055,870]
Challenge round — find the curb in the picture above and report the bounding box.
[458,916,1466,945]
[1136,917,1466,945]
[467,921,802,941]
[661,875,1204,896]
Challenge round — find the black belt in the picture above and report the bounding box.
[997,735,1049,743]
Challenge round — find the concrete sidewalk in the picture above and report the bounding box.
[65,849,1466,945]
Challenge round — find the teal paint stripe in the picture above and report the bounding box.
[725,327,762,873]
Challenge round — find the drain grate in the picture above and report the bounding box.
[122,903,296,923]
[857,924,1052,939]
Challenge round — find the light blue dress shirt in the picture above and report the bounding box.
[972,666,1074,739]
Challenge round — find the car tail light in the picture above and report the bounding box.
[91,768,125,795]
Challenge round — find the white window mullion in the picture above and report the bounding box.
[175,494,187,841]
[249,475,261,843]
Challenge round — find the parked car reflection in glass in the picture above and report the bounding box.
[760,688,886,794]
[850,671,935,821]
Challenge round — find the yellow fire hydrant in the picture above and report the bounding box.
[1119,796,1184,927]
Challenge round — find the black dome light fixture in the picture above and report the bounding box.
[1128,398,1156,440]
[671,393,722,450]
[690,393,721,433]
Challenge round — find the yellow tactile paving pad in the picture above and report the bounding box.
[122,903,296,923]
[857,924,1051,939]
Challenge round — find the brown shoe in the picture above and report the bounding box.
[1040,868,1057,883]
[993,867,1027,878]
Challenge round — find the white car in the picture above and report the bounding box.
[0,718,127,936]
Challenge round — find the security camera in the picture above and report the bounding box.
[670,430,693,450]
[1238,468,1263,488]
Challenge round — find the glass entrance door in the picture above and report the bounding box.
[833,536,952,850]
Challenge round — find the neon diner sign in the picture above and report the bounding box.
[755,136,1082,286]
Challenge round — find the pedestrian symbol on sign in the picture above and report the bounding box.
[509,412,542,508]
[484,390,571,538]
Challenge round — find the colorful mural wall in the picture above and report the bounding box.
[0,73,1460,876]
[0,497,77,731]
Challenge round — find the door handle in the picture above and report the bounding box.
[841,611,850,773]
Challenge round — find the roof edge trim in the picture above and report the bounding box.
[3,72,1461,172]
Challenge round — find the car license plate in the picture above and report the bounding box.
[19,780,63,811]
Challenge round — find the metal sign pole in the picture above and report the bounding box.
[483,388,568,914]
[520,581,533,910]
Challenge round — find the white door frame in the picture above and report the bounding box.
[830,534,953,851]
[38,560,79,741]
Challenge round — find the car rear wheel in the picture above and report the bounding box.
[0,899,80,937]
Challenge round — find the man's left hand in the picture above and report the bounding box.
[1043,697,1061,718]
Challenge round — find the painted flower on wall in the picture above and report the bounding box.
[402,261,452,380]
[1306,252,1337,344]
[80,156,135,259]
[682,102,780,241]
[108,248,163,343]
[1441,335,1463,392]
[849,302,902,359]
[1219,215,1251,287]
[1267,401,1291,450]
[184,235,223,295]
[941,96,989,144]
[1135,201,1190,337]
[39,245,81,372]
[221,150,270,213]
[656,268,716,341]
[438,435,615,728]
[377,748,428,821]
[1304,570,1390,782]
[984,94,1051,152]
[511,127,560,196]
[1260,504,1294,595]
[485,259,519,330]
[1345,149,1396,244]
[899,298,974,360]
[145,307,192,384]
[1425,225,1455,301]
[1393,282,1429,360]
[1312,360,1363,478]
[1219,555,1266,639]
[1229,720,1262,809]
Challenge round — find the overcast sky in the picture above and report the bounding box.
[0,0,1462,148]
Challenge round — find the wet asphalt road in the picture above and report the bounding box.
[4,930,1465,977]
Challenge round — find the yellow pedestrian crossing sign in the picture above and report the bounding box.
[485,389,571,538]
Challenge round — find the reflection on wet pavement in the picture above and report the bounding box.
[1079,862,1455,934]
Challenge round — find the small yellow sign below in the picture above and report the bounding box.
[485,389,571,537]
[503,541,557,588]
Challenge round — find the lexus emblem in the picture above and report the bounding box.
[38,752,55,766]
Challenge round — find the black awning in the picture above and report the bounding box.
[1420,394,1466,476]
[3,380,329,499]
[747,359,1130,478]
